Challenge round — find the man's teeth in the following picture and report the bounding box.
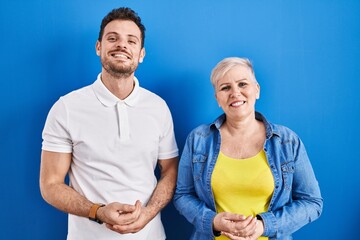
[113,54,128,59]
[231,101,245,106]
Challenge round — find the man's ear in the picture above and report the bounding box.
[139,48,146,63]
[95,41,101,56]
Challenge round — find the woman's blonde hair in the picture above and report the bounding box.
[210,57,257,88]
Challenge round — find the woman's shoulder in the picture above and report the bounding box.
[272,122,296,134]
[268,121,303,145]
[187,115,223,141]
[258,112,301,142]
[189,123,214,137]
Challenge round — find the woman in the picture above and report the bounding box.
[173,57,323,240]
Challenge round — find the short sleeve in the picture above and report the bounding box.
[157,103,178,160]
[42,98,73,153]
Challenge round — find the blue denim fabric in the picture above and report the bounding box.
[173,112,323,240]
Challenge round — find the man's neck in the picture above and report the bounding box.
[101,71,135,100]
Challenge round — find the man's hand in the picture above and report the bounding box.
[97,200,142,226]
[100,157,178,235]
[105,205,153,234]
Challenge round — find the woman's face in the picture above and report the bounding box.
[215,65,260,121]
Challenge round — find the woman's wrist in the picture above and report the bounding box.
[256,218,265,236]
[212,216,221,236]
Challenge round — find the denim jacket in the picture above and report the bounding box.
[173,112,323,240]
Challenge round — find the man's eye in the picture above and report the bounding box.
[108,37,116,42]
[129,40,136,44]
[239,82,247,87]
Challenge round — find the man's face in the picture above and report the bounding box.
[96,20,145,78]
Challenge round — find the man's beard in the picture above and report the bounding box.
[101,57,138,78]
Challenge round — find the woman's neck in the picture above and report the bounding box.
[223,114,259,137]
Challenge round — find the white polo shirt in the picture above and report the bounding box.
[42,74,179,240]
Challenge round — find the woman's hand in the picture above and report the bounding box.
[221,218,265,240]
[213,212,257,238]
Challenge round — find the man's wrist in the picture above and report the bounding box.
[88,203,105,224]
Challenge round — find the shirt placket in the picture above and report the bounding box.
[116,101,130,141]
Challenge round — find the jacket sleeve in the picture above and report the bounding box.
[173,133,217,237]
[259,137,323,238]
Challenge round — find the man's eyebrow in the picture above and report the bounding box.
[127,34,140,41]
[104,31,118,36]
[104,32,140,40]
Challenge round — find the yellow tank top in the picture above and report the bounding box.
[211,150,274,240]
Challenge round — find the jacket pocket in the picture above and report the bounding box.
[192,153,207,181]
[281,161,295,191]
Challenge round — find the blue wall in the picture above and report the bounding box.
[1,0,359,239]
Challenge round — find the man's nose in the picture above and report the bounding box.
[116,39,127,49]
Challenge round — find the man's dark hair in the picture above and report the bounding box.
[98,7,146,48]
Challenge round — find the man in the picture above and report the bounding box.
[40,7,179,240]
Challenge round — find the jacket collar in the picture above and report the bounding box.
[210,111,280,139]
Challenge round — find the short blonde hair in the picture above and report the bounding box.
[210,57,257,88]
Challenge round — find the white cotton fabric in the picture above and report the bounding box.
[42,74,178,240]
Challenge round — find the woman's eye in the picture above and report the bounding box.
[220,86,230,91]
[239,82,247,87]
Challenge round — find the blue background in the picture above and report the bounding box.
[1,0,359,239]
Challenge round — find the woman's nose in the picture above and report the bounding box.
[230,87,241,97]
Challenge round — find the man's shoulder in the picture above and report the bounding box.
[138,87,167,105]
[60,84,94,102]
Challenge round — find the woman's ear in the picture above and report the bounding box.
[215,93,221,107]
[256,83,260,99]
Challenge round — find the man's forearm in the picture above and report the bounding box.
[145,159,178,219]
[146,174,176,217]
[41,182,93,218]
[40,150,94,218]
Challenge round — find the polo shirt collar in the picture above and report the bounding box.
[92,73,140,107]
